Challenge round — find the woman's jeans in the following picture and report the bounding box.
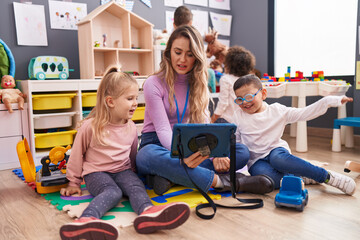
[248,147,329,189]
[136,132,250,192]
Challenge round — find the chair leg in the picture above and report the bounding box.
[332,128,341,152]
[344,161,360,173]
[344,126,354,148]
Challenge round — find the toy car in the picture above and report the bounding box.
[28,56,74,80]
[275,175,308,212]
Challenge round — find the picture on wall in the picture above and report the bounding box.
[13,2,48,46]
[48,0,87,30]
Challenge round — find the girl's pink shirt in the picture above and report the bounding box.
[66,118,138,187]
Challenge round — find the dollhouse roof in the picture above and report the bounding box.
[77,0,153,27]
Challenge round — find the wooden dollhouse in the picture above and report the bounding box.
[77,1,154,79]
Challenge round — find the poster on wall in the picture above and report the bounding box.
[210,12,232,36]
[184,0,207,7]
[164,0,183,7]
[209,0,230,10]
[192,10,209,36]
[48,0,87,30]
[165,10,175,33]
[13,2,48,46]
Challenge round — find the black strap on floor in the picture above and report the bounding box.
[176,128,263,220]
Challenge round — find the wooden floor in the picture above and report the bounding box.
[1,133,360,240]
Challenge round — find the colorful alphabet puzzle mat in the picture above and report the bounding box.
[43,184,229,228]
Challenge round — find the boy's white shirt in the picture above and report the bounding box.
[213,73,239,122]
[233,95,344,168]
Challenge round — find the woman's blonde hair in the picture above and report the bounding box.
[85,65,138,145]
[157,25,209,123]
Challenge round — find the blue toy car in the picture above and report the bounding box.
[275,175,308,212]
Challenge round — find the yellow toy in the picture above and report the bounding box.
[16,138,70,194]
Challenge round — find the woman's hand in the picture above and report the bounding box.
[213,157,230,173]
[60,185,82,196]
[184,151,209,168]
[341,96,353,104]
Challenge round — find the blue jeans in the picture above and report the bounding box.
[248,147,329,189]
[136,132,250,192]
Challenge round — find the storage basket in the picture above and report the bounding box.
[32,93,76,110]
[35,130,77,149]
[132,106,145,121]
[319,81,350,96]
[82,92,97,107]
[33,112,76,129]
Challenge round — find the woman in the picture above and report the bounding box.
[136,25,274,195]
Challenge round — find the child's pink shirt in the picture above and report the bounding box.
[66,118,138,187]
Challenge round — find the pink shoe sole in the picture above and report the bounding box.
[134,203,190,234]
[60,220,118,240]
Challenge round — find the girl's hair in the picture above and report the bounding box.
[157,25,209,123]
[233,74,262,92]
[224,46,256,77]
[86,65,138,145]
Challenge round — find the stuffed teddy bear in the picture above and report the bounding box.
[153,29,170,45]
[204,28,228,67]
[0,75,26,113]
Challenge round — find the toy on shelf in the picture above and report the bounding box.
[16,138,70,194]
[204,28,228,67]
[0,75,27,113]
[275,175,308,212]
[103,33,107,47]
[28,56,74,80]
[94,41,100,47]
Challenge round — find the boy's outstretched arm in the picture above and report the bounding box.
[285,95,351,124]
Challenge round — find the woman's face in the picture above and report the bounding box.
[170,36,196,75]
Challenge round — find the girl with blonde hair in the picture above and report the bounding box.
[136,26,274,196]
[59,66,190,240]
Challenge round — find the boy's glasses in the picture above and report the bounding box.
[234,88,262,105]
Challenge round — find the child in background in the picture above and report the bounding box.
[59,66,190,240]
[173,5,193,29]
[211,46,255,123]
[232,74,356,195]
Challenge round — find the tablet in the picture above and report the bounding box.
[170,123,237,158]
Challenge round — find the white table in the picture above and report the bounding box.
[263,81,350,152]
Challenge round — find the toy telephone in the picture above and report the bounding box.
[16,138,69,194]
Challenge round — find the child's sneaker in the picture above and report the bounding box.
[59,217,119,240]
[326,170,356,195]
[134,202,190,234]
[301,177,319,185]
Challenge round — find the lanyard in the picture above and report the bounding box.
[174,85,190,123]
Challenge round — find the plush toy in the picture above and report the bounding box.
[153,29,170,45]
[0,75,26,113]
[204,28,228,66]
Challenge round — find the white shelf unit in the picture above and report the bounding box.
[20,80,98,165]
[20,79,145,166]
[0,103,29,170]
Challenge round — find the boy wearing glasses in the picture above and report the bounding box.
[232,74,356,195]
